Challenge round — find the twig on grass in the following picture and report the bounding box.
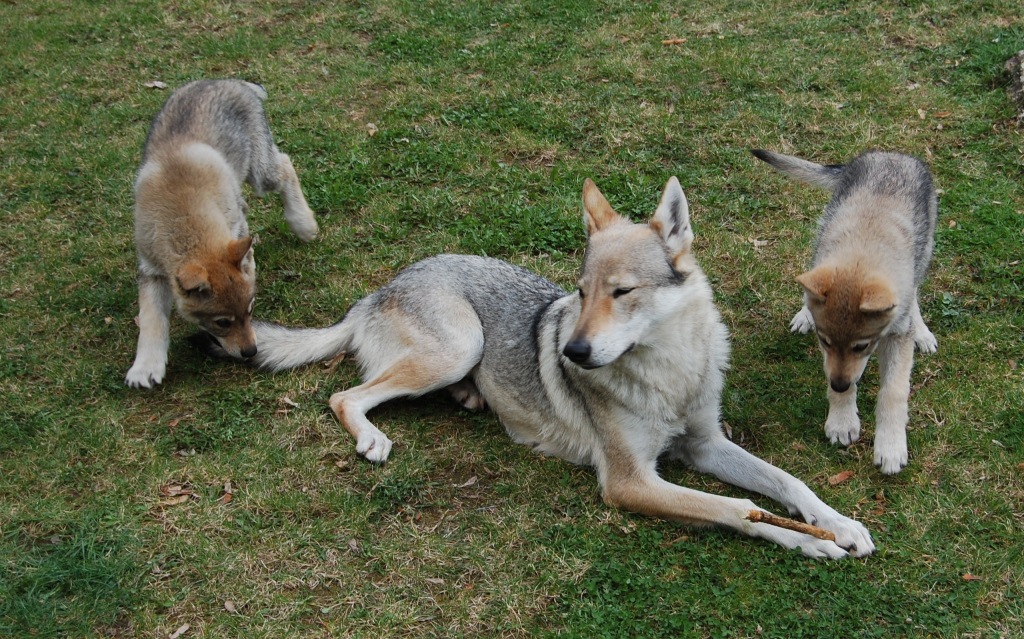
[746,510,836,541]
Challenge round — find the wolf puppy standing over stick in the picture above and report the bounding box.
[125,79,319,388]
[205,178,874,558]
[751,149,938,474]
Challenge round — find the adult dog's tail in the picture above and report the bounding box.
[194,319,353,372]
[750,149,845,191]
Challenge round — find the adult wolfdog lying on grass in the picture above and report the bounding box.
[206,179,874,558]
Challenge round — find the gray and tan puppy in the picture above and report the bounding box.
[752,149,938,474]
[125,79,318,388]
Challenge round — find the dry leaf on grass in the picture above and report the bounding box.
[145,80,168,89]
[827,470,856,486]
[662,38,687,45]
[159,482,195,506]
[169,623,190,639]
[425,577,445,585]
[160,483,193,497]
[962,573,983,581]
[224,600,237,613]
[455,476,478,488]
[160,495,190,507]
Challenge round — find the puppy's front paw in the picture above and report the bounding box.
[914,327,938,354]
[874,427,908,474]
[825,411,861,446]
[790,306,815,334]
[125,352,166,388]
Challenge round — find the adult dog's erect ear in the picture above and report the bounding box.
[582,179,623,235]
[650,176,693,258]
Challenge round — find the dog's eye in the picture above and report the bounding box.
[214,318,233,329]
[613,287,634,298]
[818,335,832,348]
[852,342,870,353]
[578,289,585,299]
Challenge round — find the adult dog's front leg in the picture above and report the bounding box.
[601,463,852,559]
[672,426,875,557]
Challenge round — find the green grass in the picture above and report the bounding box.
[1,1,1022,637]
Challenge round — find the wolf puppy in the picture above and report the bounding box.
[125,79,318,388]
[207,179,873,557]
[752,149,938,474]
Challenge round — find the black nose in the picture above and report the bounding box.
[563,339,591,364]
[830,378,851,393]
[241,345,258,358]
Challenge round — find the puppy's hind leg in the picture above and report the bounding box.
[911,297,937,353]
[274,152,318,242]
[125,274,174,388]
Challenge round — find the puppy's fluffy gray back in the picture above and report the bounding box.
[817,151,937,286]
[754,149,937,287]
[140,79,279,192]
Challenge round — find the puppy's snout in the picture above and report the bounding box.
[563,339,592,364]
[241,344,258,359]
[830,378,851,393]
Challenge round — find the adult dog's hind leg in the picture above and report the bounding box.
[329,317,484,463]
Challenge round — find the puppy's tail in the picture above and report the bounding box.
[193,318,353,372]
[750,149,844,191]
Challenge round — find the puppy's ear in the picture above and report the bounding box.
[176,263,210,296]
[582,179,622,235]
[650,176,692,258]
[859,277,897,314]
[796,267,833,303]
[226,237,254,269]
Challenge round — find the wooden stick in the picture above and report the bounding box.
[746,510,836,541]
